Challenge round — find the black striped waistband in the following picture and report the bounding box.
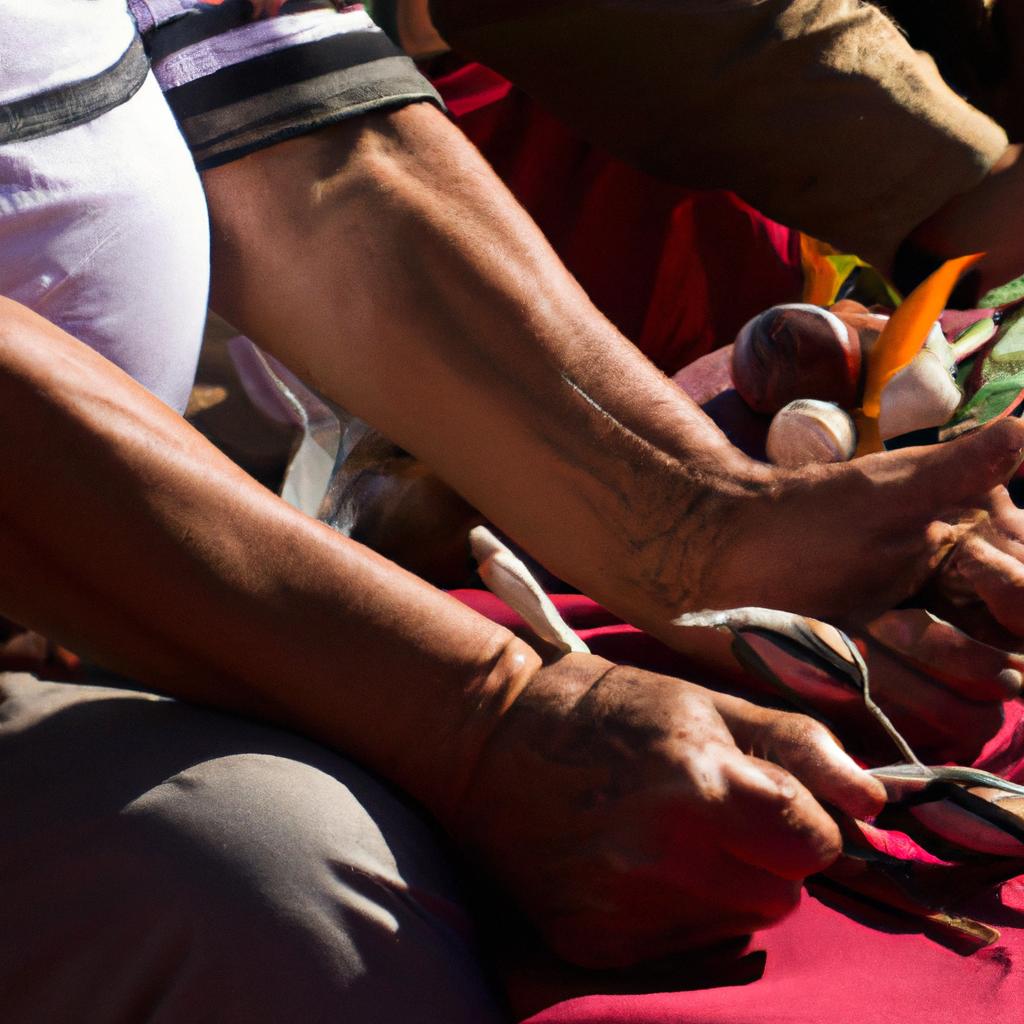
[0,35,150,146]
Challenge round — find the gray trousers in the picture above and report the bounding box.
[0,673,505,1023]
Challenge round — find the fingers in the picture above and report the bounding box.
[934,487,1024,639]
[859,640,1005,763]
[759,721,887,821]
[865,608,1024,700]
[713,693,886,821]
[865,418,1024,512]
[556,750,828,968]
[956,535,1024,636]
[462,660,871,969]
[716,754,843,879]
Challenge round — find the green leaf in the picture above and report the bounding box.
[950,317,996,361]
[989,312,1024,364]
[954,356,977,390]
[948,377,1024,433]
[980,273,1024,308]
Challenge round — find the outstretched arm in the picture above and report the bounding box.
[0,297,880,966]
[203,102,1024,645]
[0,296,525,820]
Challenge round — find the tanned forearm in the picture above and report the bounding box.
[0,297,539,822]
[203,104,762,630]
[202,102,1024,639]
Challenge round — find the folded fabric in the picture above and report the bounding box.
[451,587,1024,1024]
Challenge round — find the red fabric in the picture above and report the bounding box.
[450,587,1024,1024]
[429,60,804,374]
[524,886,1024,1024]
[437,55,1024,1024]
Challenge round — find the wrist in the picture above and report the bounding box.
[425,632,543,828]
[448,651,618,834]
[609,450,772,631]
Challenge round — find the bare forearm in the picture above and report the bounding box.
[203,104,761,629]
[0,297,538,820]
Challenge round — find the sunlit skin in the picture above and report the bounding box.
[183,104,1024,964]
[11,0,1024,967]
[204,104,1024,644]
[0,298,882,969]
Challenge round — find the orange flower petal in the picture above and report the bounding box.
[861,253,984,418]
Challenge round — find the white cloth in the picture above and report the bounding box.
[0,2,210,411]
[0,0,137,104]
[0,73,210,411]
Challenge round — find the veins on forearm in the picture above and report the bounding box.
[525,370,750,619]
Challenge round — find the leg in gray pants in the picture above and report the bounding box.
[0,673,505,1023]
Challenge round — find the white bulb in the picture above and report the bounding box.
[766,399,857,467]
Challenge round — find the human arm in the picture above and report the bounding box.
[0,296,882,965]
[0,295,527,820]
[202,102,1024,645]
[902,143,1024,295]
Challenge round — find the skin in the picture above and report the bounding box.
[909,143,1024,294]
[203,103,1024,643]
[200,106,1024,949]
[0,297,882,969]
[459,658,881,969]
[240,0,285,15]
[13,0,1024,968]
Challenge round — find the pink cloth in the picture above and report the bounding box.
[450,588,1024,1024]
[525,886,1024,1024]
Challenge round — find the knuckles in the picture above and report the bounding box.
[486,666,848,969]
[770,711,835,756]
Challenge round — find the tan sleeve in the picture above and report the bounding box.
[429,0,1007,267]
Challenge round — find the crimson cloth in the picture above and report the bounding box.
[451,588,1024,1024]
[428,58,803,375]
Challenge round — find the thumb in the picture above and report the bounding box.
[862,418,1024,512]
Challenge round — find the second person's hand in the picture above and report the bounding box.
[450,653,884,969]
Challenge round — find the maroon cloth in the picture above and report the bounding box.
[429,59,803,374]
[450,588,1024,1024]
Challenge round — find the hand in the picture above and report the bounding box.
[856,483,1024,764]
[451,654,884,969]
[655,419,1024,635]
[855,608,1021,764]
[932,484,1024,638]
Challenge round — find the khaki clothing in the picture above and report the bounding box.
[0,674,504,1023]
[429,0,1008,267]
